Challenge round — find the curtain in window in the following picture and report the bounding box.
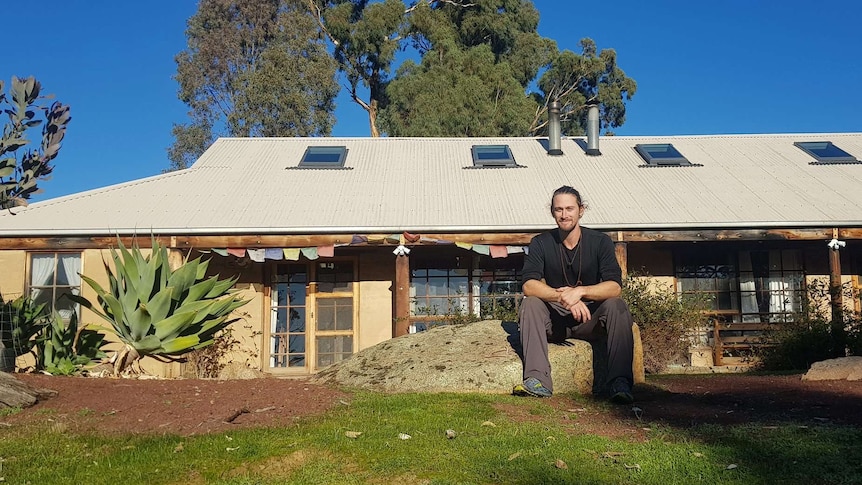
[58,254,82,319]
[29,254,56,304]
[59,254,81,288]
[738,251,759,322]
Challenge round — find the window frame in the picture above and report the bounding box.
[674,246,805,325]
[794,141,859,164]
[409,250,524,328]
[26,251,83,323]
[266,258,358,374]
[296,146,349,169]
[635,143,692,166]
[470,144,518,168]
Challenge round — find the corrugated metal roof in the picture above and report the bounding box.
[2,133,861,236]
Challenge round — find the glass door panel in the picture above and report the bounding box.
[270,265,307,369]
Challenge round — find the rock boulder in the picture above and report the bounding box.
[313,320,644,394]
[802,356,862,381]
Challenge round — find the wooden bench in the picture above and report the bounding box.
[712,322,779,366]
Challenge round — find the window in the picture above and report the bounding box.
[470,145,518,168]
[314,261,355,368]
[28,252,82,322]
[635,143,692,166]
[794,141,859,164]
[269,260,356,371]
[675,247,804,324]
[296,146,348,169]
[410,251,524,327]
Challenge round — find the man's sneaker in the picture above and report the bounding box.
[514,377,553,398]
[609,377,634,404]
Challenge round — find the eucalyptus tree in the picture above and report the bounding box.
[307,0,636,137]
[307,0,406,137]
[170,0,339,170]
[380,0,636,136]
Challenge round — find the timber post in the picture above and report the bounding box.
[829,228,845,351]
[394,253,411,337]
[614,238,628,277]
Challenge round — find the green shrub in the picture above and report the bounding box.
[761,280,861,370]
[622,273,711,373]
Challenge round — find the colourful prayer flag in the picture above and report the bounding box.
[489,245,508,258]
[472,244,490,255]
[264,248,283,260]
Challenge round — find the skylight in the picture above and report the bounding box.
[470,145,517,168]
[297,146,348,168]
[794,141,859,164]
[635,143,692,166]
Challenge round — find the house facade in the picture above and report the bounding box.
[1,133,861,375]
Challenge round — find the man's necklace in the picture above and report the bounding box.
[559,238,583,287]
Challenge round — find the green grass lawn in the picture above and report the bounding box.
[1,391,860,484]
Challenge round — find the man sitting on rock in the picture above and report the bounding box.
[515,185,635,404]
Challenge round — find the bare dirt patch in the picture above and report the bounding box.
[3,373,861,439]
[2,374,348,436]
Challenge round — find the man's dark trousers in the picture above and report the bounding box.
[519,296,634,393]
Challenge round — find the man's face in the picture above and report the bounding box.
[552,193,583,232]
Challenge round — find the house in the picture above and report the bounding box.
[1,128,861,375]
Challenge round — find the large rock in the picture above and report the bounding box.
[0,372,57,409]
[313,320,644,394]
[802,356,862,381]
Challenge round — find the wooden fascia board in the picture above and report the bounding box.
[0,228,856,250]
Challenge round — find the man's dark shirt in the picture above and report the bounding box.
[521,227,622,309]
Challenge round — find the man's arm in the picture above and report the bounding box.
[523,278,563,302]
[556,280,621,308]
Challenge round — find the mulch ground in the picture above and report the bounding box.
[3,373,861,438]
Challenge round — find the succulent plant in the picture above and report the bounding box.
[70,238,249,374]
[0,295,48,358]
[34,311,107,376]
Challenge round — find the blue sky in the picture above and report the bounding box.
[15,1,862,202]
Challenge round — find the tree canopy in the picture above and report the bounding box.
[172,0,636,162]
[170,0,339,170]
[0,76,71,210]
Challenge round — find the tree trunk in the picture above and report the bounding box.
[0,372,56,409]
[368,99,380,137]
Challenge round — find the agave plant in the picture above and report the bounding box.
[34,311,108,376]
[70,238,249,374]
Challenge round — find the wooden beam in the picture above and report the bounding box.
[394,254,411,337]
[612,228,835,242]
[0,226,855,250]
[0,236,175,250]
[614,242,628,277]
[839,228,862,239]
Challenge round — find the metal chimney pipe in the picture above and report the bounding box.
[586,104,600,156]
[547,100,563,156]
